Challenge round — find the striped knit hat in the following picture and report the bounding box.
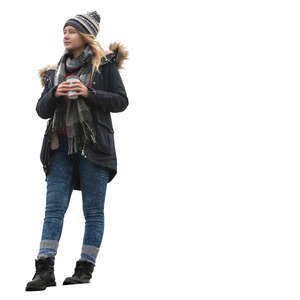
[63,11,100,38]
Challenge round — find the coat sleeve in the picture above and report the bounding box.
[86,62,129,113]
[36,73,61,119]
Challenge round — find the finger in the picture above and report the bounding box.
[62,85,81,90]
[67,83,82,88]
[65,89,80,93]
[62,81,78,85]
[58,88,68,92]
[59,85,71,89]
[68,87,83,91]
[60,88,74,92]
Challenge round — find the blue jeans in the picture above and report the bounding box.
[37,134,110,264]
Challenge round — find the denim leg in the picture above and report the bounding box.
[37,134,76,259]
[78,156,110,264]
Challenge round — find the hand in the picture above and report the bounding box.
[65,81,89,98]
[54,80,88,99]
[54,81,71,98]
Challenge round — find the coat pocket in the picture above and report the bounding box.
[94,110,114,133]
[91,121,115,155]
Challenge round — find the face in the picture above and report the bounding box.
[63,25,85,51]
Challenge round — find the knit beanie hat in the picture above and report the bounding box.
[63,10,100,38]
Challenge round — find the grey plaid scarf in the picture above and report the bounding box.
[51,44,97,155]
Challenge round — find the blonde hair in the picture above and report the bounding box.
[77,31,110,79]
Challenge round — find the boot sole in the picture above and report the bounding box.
[25,281,56,291]
[63,277,90,285]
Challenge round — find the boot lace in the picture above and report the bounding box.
[35,257,54,274]
[73,261,93,278]
[74,264,87,277]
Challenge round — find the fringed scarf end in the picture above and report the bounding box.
[67,136,78,155]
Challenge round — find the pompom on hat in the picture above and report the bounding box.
[63,10,101,38]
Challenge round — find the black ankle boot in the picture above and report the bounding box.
[25,256,56,291]
[63,260,95,285]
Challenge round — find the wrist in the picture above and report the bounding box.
[87,87,96,96]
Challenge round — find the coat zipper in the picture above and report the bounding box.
[81,70,97,159]
[81,140,87,158]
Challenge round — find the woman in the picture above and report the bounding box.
[26,10,129,291]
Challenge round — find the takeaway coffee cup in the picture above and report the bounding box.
[66,75,80,99]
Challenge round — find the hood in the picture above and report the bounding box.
[38,41,128,87]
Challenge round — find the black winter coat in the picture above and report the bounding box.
[36,42,129,191]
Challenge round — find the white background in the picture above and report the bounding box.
[0,0,299,299]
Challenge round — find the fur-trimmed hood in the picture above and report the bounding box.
[38,41,128,87]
